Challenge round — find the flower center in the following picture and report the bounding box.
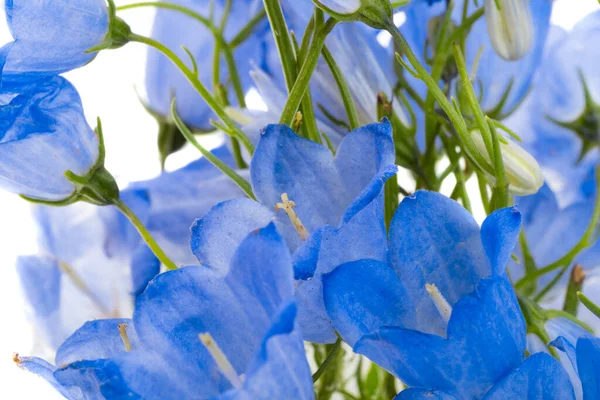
[199,333,243,389]
[118,323,133,352]
[275,193,309,241]
[425,283,453,323]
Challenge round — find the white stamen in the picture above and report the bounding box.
[425,283,453,323]
[199,333,243,389]
[275,193,310,240]
[118,323,133,352]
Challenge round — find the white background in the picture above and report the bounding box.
[0,0,598,398]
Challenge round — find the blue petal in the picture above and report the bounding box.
[16,255,61,317]
[323,259,414,347]
[0,77,99,200]
[231,301,315,400]
[576,337,600,399]
[480,206,522,276]
[395,389,458,400]
[354,277,525,399]
[130,244,160,297]
[55,319,138,366]
[550,336,578,376]
[224,223,295,317]
[145,0,267,129]
[388,191,491,334]
[483,353,575,399]
[1,0,108,82]
[190,198,275,274]
[15,356,81,400]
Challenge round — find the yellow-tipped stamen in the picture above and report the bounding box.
[199,333,243,389]
[425,283,453,323]
[118,323,133,352]
[275,193,309,241]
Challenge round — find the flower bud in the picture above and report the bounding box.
[312,0,393,29]
[471,131,543,195]
[485,0,534,61]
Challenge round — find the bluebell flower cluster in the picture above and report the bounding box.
[3,0,600,398]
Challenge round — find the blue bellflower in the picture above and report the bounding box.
[322,191,575,398]
[0,76,100,201]
[17,147,245,352]
[145,0,269,130]
[189,120,397,343]
[0,0,109,83]
[16,224,314,400]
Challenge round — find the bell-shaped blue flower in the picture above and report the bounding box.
[0,0,109,83]
[145,0,269,130]
[322,190,574,398]
[0,76,100,201]
[189,120,397,343]
[16,224,314,400]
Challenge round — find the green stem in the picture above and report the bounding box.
[128,33,254,155]
[114,199,178,270]
[322,45,360,130]
[262,0,298,92]
[229,9,267,49]
[578,292,600,320]
[171,100,256,200]
[312,337,343,383]
[280,19,338,125]
[386,23,492,175]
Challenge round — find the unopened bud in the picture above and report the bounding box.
[485,0,534,61]
[312,0,393,29]
[471,130,543,196]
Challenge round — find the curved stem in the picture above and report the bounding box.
[312,337,342,383]
[280,19,338,125]
[114,199,178,271]
[128,33,254,155]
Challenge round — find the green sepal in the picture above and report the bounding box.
[20,118,120,207]
[86,0,132,53]
[313,0,393,29]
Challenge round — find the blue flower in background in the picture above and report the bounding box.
[0,76,99,201]
[506,11,600,205]
[190,120,396,343]
[322,191,573,398]
[399,0,551,120]
[145,0,269,130]
[17,147,245,352]
[0,0,109,83]
[17,224,315,400]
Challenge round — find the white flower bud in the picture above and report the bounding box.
[485,0,534,61]
[312,0,393,29]
[471,131,543,196]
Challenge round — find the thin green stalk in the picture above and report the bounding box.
[322,45,360,130]
[516,167,600,290]
[119,2,247,111]
[488,118,509,210]
[386,23,492,175]
[262,0,298,92]
[229,9,267,49]
[563,265,586,316]
[476,172,490,214]
[312,337,342,383]
[171,100,256,200]
[441,135,472,213]
[128,33,254,155]
[578,292,600,319]
[114,199,178,270]
[280,19,338,125]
